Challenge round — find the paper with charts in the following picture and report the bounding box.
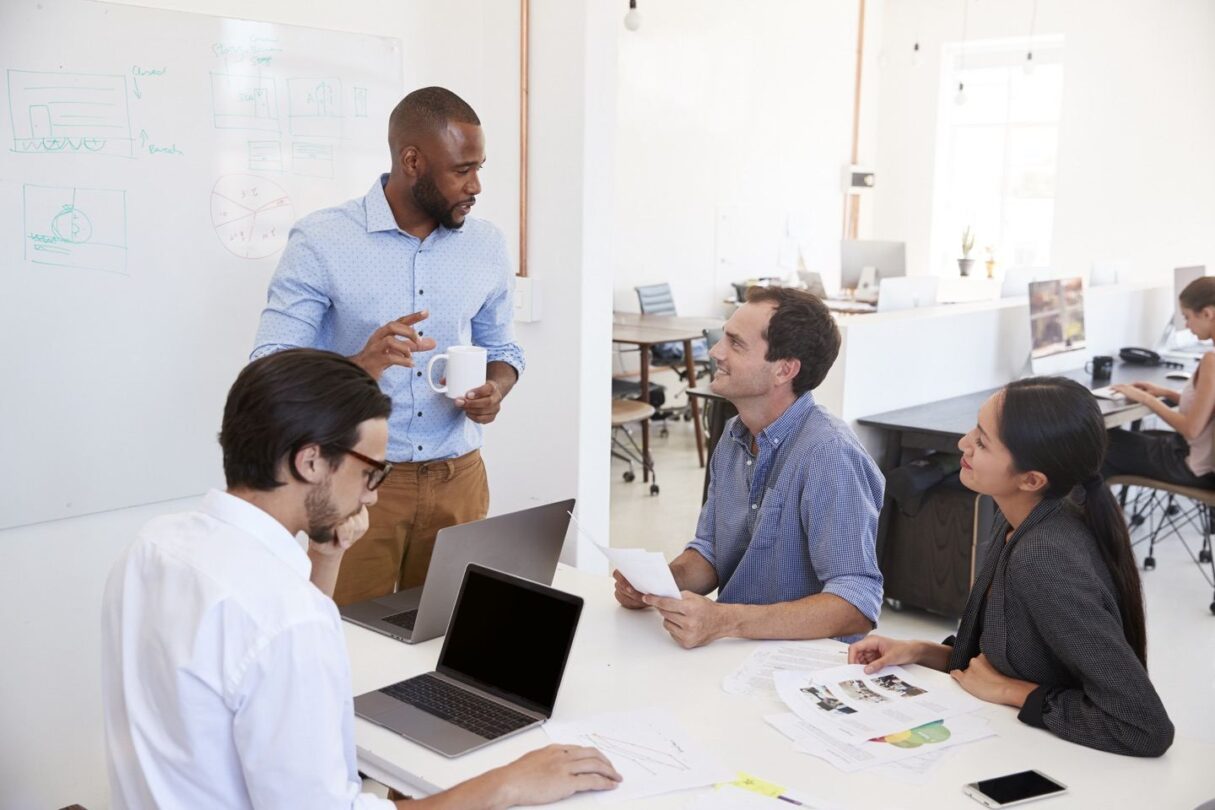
[765,711,994,774]
[545,708,730,803]
[774,664,985,744]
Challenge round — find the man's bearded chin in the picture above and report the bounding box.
[305,482,341,543]
[412,171,464,230]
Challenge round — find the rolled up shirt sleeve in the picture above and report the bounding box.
[800,438,885,625]
[472,228,525,375]
[686,442,724,567]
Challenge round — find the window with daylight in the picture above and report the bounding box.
[931,36,1064,278]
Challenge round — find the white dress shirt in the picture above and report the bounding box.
[101,489,394,810]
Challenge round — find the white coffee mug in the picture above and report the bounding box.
[427,345,487,399]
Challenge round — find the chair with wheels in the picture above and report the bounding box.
[634,282,711,383]
[1108,469,1215,615]
[634,283,710,433]
[611,398,659,496]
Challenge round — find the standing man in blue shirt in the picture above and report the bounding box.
[253,87,524,605]
[613,287,884,647]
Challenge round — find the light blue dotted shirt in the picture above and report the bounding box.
[687,392,885,640]
[252,175,525,462]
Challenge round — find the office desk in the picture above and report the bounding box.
[721,296,878,316]
[612,315,711,473]
[857,363,1185,470]
[857,363,1189,616]
[612,312,725,333]
[350,567,1215,808]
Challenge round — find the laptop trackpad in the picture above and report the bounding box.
[339,588,422,625]
[354,691,488,758]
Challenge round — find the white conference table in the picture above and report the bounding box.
[349,567,1215,808]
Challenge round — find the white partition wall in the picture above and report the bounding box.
[817,281,1174,453]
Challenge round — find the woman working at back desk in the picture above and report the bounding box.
[1103,276,1215,487]
[849,377,1173,757]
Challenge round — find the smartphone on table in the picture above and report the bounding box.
[963,770,1067,807]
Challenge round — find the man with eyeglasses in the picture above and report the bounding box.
[101,349,618,809]
[252,86,523,606]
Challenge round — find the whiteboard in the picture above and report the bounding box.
[0,0,402,528]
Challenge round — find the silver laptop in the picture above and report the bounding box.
[354,563,583,757]
[798,270,828,298]
[339,498,574,644]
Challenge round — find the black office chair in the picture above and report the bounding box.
[632,283,711,435]
[1109,472,1215,615]
[634,283,710,379]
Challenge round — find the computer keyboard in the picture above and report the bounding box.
[381,674,535,739]
[1090,386,1128,402]
[382,609,419,631]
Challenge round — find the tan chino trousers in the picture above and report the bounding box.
[332,448,489,606]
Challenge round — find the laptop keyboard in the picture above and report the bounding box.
[381,674,535,739]
[382,609,419,631]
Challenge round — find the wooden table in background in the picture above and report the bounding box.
[612,313,722,477]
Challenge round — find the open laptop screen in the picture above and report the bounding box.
[437,564,583,717]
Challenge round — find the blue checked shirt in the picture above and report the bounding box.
[252,175,525,462]
[687,392,885,638]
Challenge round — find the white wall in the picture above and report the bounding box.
[872,0,1215,282]
[0,1,613,807]
[612,0,866,317]
[482,0,615,570]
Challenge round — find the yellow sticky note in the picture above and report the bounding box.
[725,772,786,798]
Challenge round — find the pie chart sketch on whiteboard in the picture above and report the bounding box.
[210,174,294,259]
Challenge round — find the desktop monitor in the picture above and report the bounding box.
[1028,277,1086,375]
[840,240,906,291]
[877,277,940,313]
[1173,266,1206,330]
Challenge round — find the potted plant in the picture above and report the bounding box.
[958,227,976,276]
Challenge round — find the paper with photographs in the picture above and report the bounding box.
[774,664,984,744]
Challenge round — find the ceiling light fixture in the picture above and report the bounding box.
[955,0,969,105]
[1024,0,1039,74]
[624,0,641,31]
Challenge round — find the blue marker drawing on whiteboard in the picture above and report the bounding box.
[139,129,184,156]
[7,69,134,157]
[291,141,334,178]
[23,184,129,274]
[247,140,284,172]
[212,37,282,66]
[130,65,167,100]
[211,73,279,132]
[287,77,343,138]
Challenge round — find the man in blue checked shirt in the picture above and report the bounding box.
[614,287,885,647]
[252,87,524,605]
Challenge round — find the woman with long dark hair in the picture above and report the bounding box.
[849,377,1174,757]
[1104,275,1215,486]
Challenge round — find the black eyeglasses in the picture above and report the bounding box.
[339,447,393,491]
